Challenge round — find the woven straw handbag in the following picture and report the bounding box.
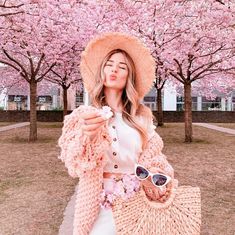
[112,185,201,235]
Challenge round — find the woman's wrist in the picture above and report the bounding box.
[142,183,172,203]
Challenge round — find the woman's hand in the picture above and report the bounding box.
[141,167,173,203]
[80,111,108,142]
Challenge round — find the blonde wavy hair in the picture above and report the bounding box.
[90,49,153,149]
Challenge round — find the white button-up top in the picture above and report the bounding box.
[103,112,156,174]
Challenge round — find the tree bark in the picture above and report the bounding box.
[63,86,68,118]
[184,82,193,143]
[157,88,164,126]
[29,80,37,141]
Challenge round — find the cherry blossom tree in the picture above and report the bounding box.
[0,1,24,17]
[161,0,235,142]
[45,56,83,117]
[1,0,234,144]
[0,0,86,141]
[114,0,235,142]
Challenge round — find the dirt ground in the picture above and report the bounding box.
[0,122,78,235]
[0,122,234,235]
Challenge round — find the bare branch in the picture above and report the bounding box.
[27,51,35,77]
[34,54,45,76]
[198,45,225,58]
[0,59,20,72]
[0,3,24,9]
[173,58,186,81]
[37,63,56,82]
[214,0,225,5]
[169,71,185,84]
[2,49,29,81]
[0,11,24,17]
[44,77,63,86]
[0,2,24,17]
[191,60,224,82]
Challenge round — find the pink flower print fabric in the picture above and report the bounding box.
[100,174,141,209]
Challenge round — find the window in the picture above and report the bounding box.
[202,97,221,111]
[176,96,197,111]
[36,96,52,110]
[76,92,84,107]
[232,96,235,111]
[143,96,157,111]
[7,95,27,110]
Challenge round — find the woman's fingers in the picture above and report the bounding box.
[82,122,105,131]
[141,176,175,202]
[80,111,100,120]
[84,116,107,125]
[141,178,161,200]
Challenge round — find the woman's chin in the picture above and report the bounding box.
[104,85,124,91]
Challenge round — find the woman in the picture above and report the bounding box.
[58,32,176,235]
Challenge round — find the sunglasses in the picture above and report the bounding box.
[135,164,171,188]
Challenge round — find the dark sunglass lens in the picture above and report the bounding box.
[136,166,149,179]
[152,174,167,186]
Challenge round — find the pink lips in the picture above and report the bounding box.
[109,74,117,80]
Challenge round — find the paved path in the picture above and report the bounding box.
[58,122,235,234]
[58,185,78,235]
[0,122,30,132]
[193,123,235,135]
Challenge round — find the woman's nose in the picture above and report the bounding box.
[111,66,118,73]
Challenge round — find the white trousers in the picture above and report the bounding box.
[90,179,116,235]
[89,207,116,235]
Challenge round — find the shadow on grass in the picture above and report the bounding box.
[192,138,211,144]
[2,135,56,144]
[164,137,211,144]
[37,122,63,128]
[154,123,172,128]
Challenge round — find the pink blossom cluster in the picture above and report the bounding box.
[100,174,141,209]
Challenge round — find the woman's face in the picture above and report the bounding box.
[103,52,129,91]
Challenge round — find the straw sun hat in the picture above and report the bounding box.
[80,32,156,99]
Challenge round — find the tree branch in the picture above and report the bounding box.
[191,59,223,81]
[169,71,184,84]
[37,63,56,82]
[34,54,45,76]
[0,11,24,17]
[2,49,29,81]
[0,2,24,17]
[173,58,186,81]
[214,0,225,5]
[27,51,35,77]
[0,3,24,8]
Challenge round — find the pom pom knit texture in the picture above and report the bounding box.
[58,105,174,235]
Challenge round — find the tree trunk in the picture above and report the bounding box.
[29,80,37,142]
[63,86,68,118]
[184,82,192,143]
[157,88,164,126]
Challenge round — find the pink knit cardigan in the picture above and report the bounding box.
[58,105,174,235]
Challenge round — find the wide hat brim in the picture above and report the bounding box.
[80,32,156,99]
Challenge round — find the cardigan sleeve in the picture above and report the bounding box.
[57,105,112,178]
[138,119,174,178]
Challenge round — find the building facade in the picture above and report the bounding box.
[1,85,234,111]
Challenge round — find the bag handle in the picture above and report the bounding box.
[140,179,178,209]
